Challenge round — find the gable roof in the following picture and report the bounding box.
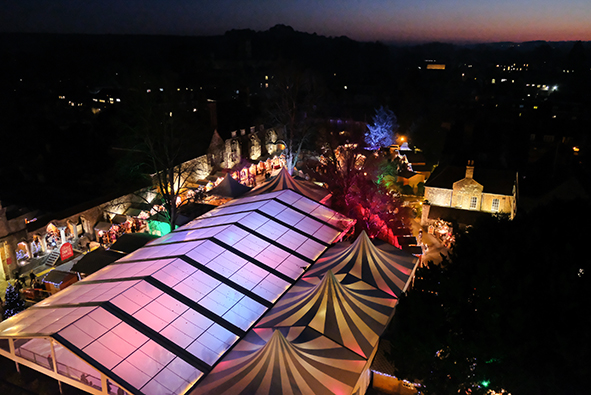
[71,247,124,275]
[110,233,159,254]
[426,165,516,195]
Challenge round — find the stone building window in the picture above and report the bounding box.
[492,198,500,212]
[470,196,478,209]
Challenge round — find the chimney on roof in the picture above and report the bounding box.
[466,160,475,179]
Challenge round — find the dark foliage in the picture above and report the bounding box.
[388,199,591,395]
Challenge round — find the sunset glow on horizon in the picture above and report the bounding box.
[3,0,591,43]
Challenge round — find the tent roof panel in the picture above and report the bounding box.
[190,327,366,395]
[207,174,252,198]
[305,231,419,298]
[256,271,397,359]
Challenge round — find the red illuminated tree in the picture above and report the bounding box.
[307,132,408,240]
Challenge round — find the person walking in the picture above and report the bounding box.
[29,271,36,287]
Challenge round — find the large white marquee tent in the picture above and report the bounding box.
[0,189,354,395]
[0,175,419,395]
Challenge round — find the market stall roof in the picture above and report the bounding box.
[110,233,159,254]
[244,167,331,203]
[191,327,367,395]
[207,174,252,198]
[41,269,78,285]
[124,203,153,218]
[94,221,111,232]
[71,247,124,275]
[304,231,419,298]
[124,207,144,217]
[111,214,128,225]
[0,188,354,395]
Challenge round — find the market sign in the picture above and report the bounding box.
[60,243,74,261]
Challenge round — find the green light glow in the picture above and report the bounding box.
[481,380,490,387]
[148,219,171,236]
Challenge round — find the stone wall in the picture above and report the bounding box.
[249,133,262,160]
[451,178,483,209]
[424,187,453,207]
[182,155,211,183]
[481,193,514,216]
[420,203,431,227]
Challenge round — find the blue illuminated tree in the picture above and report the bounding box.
[365,106,398,150]
[3,284,25,319]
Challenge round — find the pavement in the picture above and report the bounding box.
[0,252,84,304]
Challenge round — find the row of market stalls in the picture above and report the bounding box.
[203,166,331,207]
[195,155,289,194]
[20,233,161,305]
[0,167,419,395]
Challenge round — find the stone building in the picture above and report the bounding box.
[0,200,104,280]
[207,125,282,170]
[421,161,518,227]
[0,190,156,280]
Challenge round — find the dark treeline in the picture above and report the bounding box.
[1,27,590,211]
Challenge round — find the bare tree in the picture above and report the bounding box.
[265,66,324,174]
[115,75,210,231]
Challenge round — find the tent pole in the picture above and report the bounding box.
[9,339,20,373]
[50,338,63,394]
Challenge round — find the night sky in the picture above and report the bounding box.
[2,0,591,43]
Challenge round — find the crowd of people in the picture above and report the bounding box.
[428,219,455,249]
[99,218,143,247]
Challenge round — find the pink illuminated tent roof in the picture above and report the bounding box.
[189,232,419,395]
[0,189,354,395]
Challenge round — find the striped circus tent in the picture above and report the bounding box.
[191,327,366,395]
[245,167,331,203]
[256,270,397,359]
[305,231,419,298]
